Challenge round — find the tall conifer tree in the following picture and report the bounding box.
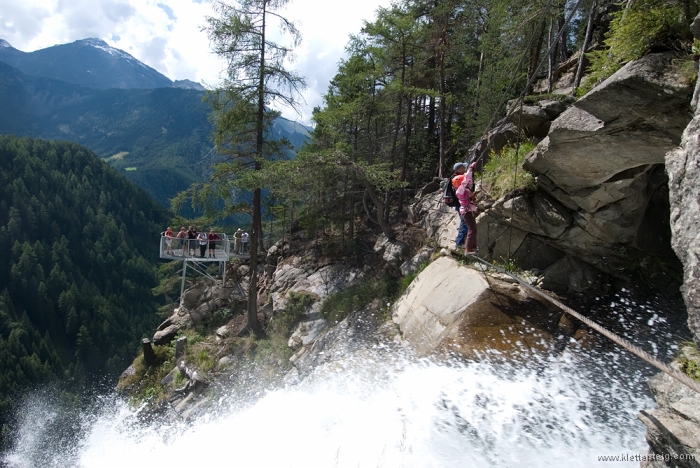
[205,0,305,334]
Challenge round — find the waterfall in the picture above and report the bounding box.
[4,290,682,468]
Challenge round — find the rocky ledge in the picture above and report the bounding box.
[638,347,700,468]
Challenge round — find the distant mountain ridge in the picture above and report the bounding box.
[0,60,311,207]
[0,38,194,90]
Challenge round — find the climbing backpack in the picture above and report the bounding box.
[441,177,460,208]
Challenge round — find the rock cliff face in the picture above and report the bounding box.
[269,256,363,352]
[665,48,700,346]
[517,53,691,284]
[416,52,693,295]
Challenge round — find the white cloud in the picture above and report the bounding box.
[0,0,393,124]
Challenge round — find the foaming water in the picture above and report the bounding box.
[5,350,651,468]
[5,289,682,468]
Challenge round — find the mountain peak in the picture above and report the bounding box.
[173,79,205,91]
[0,39,12,48]
[77,38,129,58]
[81,38,109,48]
[0,37,173,90]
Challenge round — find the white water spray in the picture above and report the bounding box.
[6,350,652,468]
[5,291,681,468]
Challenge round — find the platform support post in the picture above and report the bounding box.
[179,259,187,307]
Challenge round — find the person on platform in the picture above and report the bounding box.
[176,227,187,256]
[197,230,208,258]
[163,226,174,255]
[233,228,243,254]
[208,229,222,258]
[187,226,197,256]
[241,231,249,254]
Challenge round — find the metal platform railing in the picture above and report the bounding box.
[159,233,231,261]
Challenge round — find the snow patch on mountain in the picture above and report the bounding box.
[81,38,149,69]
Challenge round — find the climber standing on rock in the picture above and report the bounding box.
[457,162,478,254]
[451,162,468,248]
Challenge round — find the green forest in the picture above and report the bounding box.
[0,135,169,439]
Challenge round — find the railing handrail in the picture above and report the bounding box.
[161,232,228,238]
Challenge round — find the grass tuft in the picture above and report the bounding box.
[480,141,537,200]
[679,341,700,383]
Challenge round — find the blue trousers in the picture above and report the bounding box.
[455,206,468,246]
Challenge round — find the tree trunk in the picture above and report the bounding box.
[241,0,266,337]
[245,186,262,335]
[573,0,598,91]
[526,19,547,94]
[557,6,568,62]
[397,96,413,214]
[438,48,447,178]
[547,18,556,93]
[362,182,394,239]
[427,95,436,149]
[289,202,294,251]
[473,50,485,118]
[348,173,356,243]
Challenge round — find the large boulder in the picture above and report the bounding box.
[152,281,246,345]
[267,256,364,356]
[506,104,552,138]
[400,246,435,276]
[289,302,388,377]
[374,234,409,268]
[270,260,363,315]
[538,255,604,294]
[392,256,563,357]
[525,53,692,194]
[411,190,460,250]
[392,257,489,354]
[471,121,520,170]
[489,193,572,239]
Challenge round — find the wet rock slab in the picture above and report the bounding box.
[392,256,563,359]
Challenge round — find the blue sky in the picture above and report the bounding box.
[0,0,393,123]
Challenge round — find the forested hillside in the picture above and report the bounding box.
[0,136,168,424]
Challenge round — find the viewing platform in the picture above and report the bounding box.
[159,234,250,261]
[159,232,257,306]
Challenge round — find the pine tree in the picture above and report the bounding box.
[203,0,306,334]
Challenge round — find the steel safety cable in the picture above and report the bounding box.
[466,253,700,395]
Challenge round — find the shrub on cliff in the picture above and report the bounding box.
[582,0,698,94]
[479,141,537,200]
